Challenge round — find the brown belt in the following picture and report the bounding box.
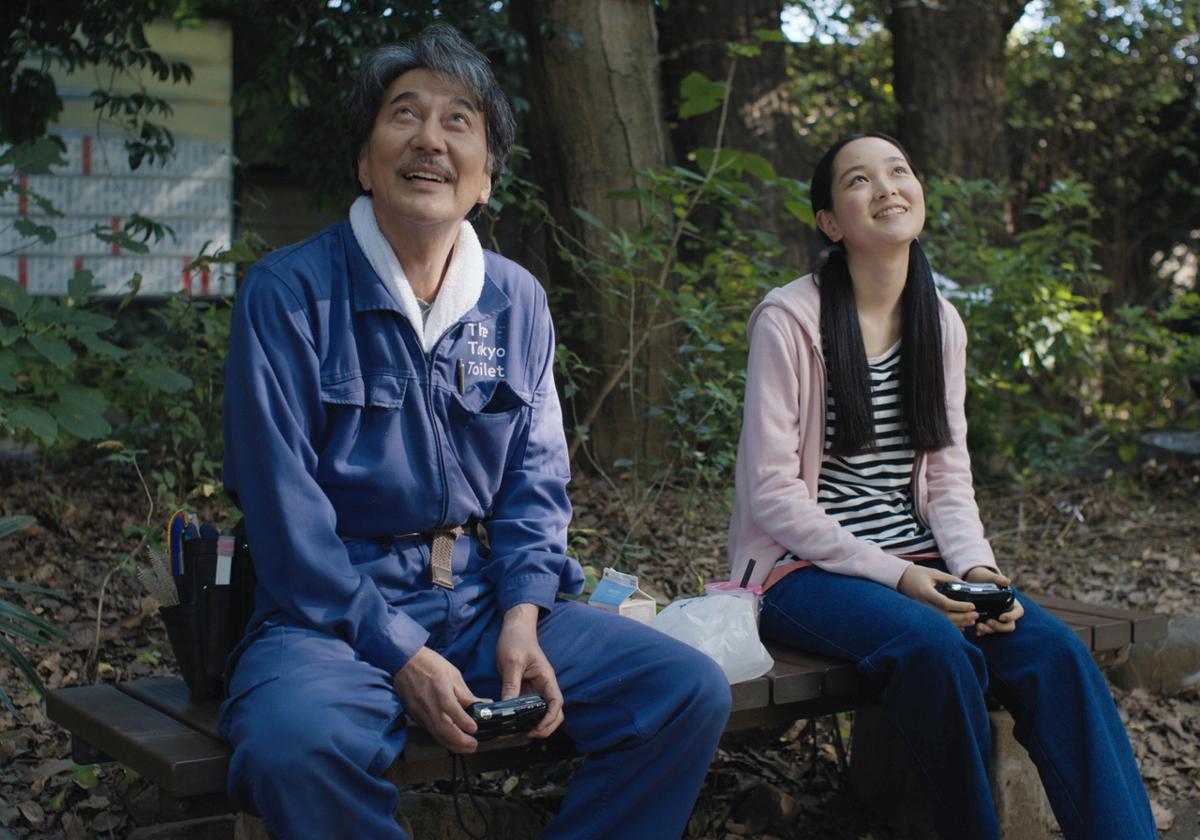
[428,525,462,589]
[378,519,487,590]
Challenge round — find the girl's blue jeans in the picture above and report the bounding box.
[761,564,1157,840]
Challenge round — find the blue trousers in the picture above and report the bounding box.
[219,592,731,839]
[760,566,1157,840]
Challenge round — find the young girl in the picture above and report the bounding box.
[729,132,1156,840]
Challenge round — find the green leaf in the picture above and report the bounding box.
[0,137,67,175]
[0,598,70,636]
[678,71,726,119]
[70,763,99,788]
[77,332,128,360]
[0,617,63,646]
[572,207,607,230]
[117,273,144,312]
[0,516,35,539]
[785,199,815,226]
[68,270,98,303]
[200,234,263,265]
[753,28,788,43]
[0,635,47,700]
[5,404,57,444]
[27,334,75,369]
[287,71,310,108]
[134,362,193,394]
[736,152,776,180]
[0,276,31,319]
[0,581,62,602]
[53,307,115,332]
[14,217,57,245]
[726,43,761,58]
[52,386,110,439]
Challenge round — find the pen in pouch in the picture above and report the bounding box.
[167,510,188,576]
[456,358,465,394]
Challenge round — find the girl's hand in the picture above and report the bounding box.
[898,564,978,629]
[964,566,1022,635]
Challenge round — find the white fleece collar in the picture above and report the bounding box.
[349,195,485,354]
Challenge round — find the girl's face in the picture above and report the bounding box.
[816,136,925,253]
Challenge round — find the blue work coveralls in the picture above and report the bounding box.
[219,222,730,839]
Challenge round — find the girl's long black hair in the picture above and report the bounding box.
[810,132,950,456]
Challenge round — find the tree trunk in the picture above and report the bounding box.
[657,0,815,269]
[889,0,1026,180]
[511,0,674,471]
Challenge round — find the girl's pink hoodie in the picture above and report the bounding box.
[728,274,999,591]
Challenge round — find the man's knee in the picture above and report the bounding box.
[230,700,335,782]
[659,640,733,726]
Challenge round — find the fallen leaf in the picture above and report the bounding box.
[60,812,86,840]
[17,799,44,826]
[90,811,124,832]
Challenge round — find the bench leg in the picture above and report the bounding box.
[849,706,1055,840]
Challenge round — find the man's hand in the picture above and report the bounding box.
[392,647,486,754]
[898,564,978,629]
[495,604,564,739]
[964,566,1024,636]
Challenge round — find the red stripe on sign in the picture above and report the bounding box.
[18,256,27,289]
[111,217,121,255]
[82,136,92,175]
[74,256,83,273]
[201,267,210,296]
[182,258,192,294]
[18,175,27,215]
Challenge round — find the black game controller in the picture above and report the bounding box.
[935,581,1016,621]
[468,694,548,740]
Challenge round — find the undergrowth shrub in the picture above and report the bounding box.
[923,176,1199,473]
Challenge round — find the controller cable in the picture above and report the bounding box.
[450,752,492,840]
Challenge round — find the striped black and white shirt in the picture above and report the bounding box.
[817,342,936,554]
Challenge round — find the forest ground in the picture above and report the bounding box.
[1,453,1196,839]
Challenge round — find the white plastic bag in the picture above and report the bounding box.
[651,594,774,684]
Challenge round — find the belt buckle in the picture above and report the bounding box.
[429,526,463,590]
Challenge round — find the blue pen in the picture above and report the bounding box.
[167,510,188,576]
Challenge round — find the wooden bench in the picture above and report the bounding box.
[45,595,1167,833]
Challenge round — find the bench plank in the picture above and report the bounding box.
[731,674,770,712]
[1032,595,1168,644]
[45,684,228,798]
[1039,608,1093,646]
[118,677,222,741]
[768,646,872,701]
[762,657,823,705]
[1040,604,1130,651]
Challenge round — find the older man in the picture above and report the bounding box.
[219,23,730,839]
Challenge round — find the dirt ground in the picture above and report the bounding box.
[0,453,1197,839]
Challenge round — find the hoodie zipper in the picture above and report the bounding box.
[911,451,929,530]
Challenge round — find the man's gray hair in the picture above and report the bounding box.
[347,24,516,193]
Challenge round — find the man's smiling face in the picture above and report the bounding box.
[356,68,492,230]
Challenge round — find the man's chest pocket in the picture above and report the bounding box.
[454,378,529,418]
[446,379,531,478]
[318,373,415,457]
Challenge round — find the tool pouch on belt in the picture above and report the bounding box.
[159,520,256,701]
